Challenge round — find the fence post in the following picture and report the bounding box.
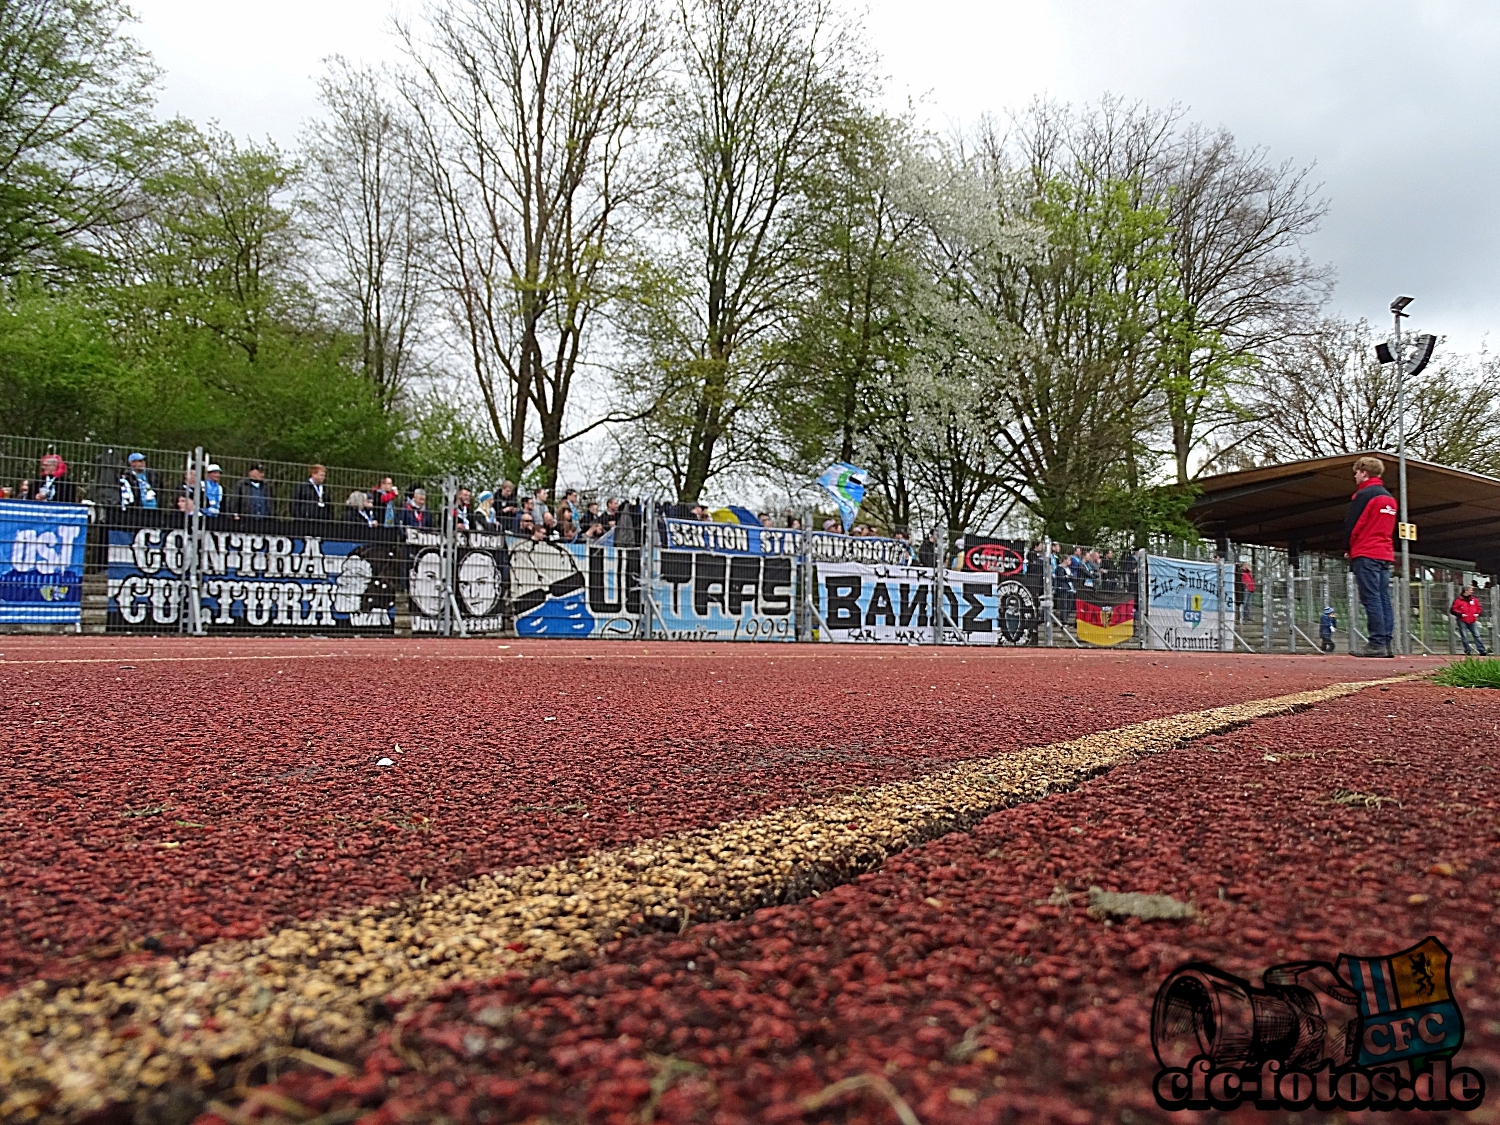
[1447,581,1457,655]
[1215,555,1228,652]
[1262,557,1272,653]
[799,509,814,642]
[1347,570,1361,653]
[641,498,655,642]
[1287,566,1297,654]
[1138,548,1151,649]
[186,446,206,636]
[1041,536,1054,648]
[439,474,455,637]
[931,523,946,645]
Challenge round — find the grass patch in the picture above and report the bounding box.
[1433,657,1500,689]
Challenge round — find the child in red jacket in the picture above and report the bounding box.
[1451,585,1489,656]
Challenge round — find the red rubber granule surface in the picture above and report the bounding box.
[1,638,1424,990]
[220,678,1500,1124]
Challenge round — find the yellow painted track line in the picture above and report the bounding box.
[0,675,1415,1122]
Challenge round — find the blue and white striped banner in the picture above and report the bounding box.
[0,500,88,624]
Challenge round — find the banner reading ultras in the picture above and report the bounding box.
[1146,555,1234,651]
[1,500,88,624]
[107,517,400,632]
[816,562,1017,645]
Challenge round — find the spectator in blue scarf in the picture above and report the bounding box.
[202,464,224,516]
[119,454,157,509]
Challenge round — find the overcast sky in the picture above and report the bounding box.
[132,0,1499,358]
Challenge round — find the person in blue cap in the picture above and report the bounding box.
[118,453,157,509]
[1319,604,1337,653]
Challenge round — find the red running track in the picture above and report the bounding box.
[235,677,1500,1125]
[0,635,1438,989]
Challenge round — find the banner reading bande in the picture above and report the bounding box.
[1145,555,1233,651]
[816,562,1005,645]
[1,500,87,625]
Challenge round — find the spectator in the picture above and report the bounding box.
[517,511,536,537]
[758,511,773,527]
[401,488,431,529]
[578,500,601,535]
[917,532,937,568]
[604,497,622,529]
[372,477,399,527]
[532,486,551,523]
[1451,585,1489,656]
[689,502,709,523]
[193,464,223,517]
[1235,561,1255,621]
[1345,455,1398,657]
[176,468,197,512]
[291,464,331,521]
[1319,604,1338,653]
[345,490,380,528]
[473,490,497,532]
[519,496,536,526]
[790,516,804,531]
[119,453,158,509]
[560,488,580,522]
[558,507,578,542]
[26,453,77,503]
[454,486,473,531]
[822,518,839,533]
[233,464,274,519]
[496,480,519,525]
[615,501,637,547]
[542,511,560,541]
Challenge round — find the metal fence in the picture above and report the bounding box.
[2,432,1495,649]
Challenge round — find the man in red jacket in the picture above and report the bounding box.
[1344,456,1398,657]
[1451,585,1489,656]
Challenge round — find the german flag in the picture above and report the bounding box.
[1076,592,1136,646]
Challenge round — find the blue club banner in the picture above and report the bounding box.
[1,501,88,624]
[505,535,642,639]
[1145,555,1233,651]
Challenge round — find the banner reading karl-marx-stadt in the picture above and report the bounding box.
[107,513,400,631]
[1145,555,1233,651]
[815,562,1010,645]
[1,500,88,625]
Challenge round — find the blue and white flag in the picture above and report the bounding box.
[816,463,867,532]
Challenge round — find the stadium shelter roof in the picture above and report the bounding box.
[1187,452,1500,573]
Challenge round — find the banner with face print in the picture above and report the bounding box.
[107,512,400,632]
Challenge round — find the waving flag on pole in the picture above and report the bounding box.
[817,463,867,532]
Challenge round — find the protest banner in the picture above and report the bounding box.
[1,500,88,625]
[405,527,508,633]
[815,561,1000,645]
[1145,555,1233,651]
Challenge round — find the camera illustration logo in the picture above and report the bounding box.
[1151,937,1486,1111]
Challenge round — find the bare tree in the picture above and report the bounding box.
[398,0,663,486]
[300,59,430,412]
[1158,123,1330,481]
[1240,317,1500,476]
[617,0,862,502]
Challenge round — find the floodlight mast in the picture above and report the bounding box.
[1391,296,1413,655]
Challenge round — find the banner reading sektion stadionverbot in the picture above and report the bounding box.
[1145,555,1233,651]
[815,562,1003,645]
[1,500,87,625]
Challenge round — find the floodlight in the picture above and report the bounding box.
[1391,295,1414,315]
[1405,332,1436,377]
